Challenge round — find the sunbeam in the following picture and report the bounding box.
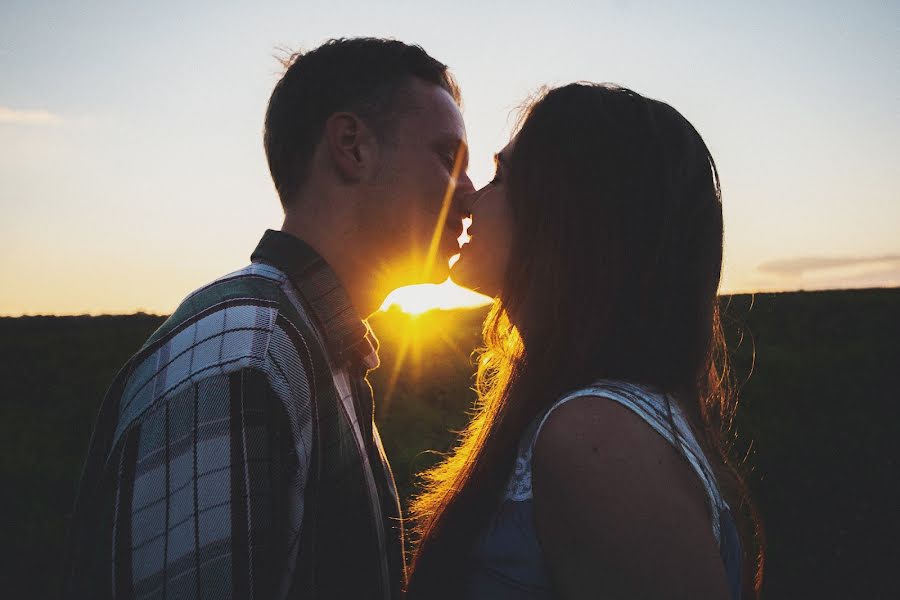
[380,143,482,414]
[421,140,466,281]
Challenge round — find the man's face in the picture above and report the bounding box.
[361,79,473,288]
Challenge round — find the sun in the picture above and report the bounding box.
[379,216,491,315]
[374,151,491,414]
[379,276,491,315]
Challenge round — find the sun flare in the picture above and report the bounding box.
[379,277,491,315]
[380,215,489,315]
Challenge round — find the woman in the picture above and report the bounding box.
[407,83,763,599]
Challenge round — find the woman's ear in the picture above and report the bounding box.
[323,112,379,183]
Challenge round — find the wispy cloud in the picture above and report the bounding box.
[0,106,63,125]
[758,254,900,277]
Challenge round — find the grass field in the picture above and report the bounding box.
[1,287,896,598]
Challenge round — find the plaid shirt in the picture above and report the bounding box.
[64,230,405,599]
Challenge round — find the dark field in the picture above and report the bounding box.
[1,288,897,598]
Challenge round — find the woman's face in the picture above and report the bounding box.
[451,139,516,297]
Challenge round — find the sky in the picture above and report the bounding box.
[1,0,898,316]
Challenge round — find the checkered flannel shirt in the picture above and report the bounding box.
[63,230,401,599]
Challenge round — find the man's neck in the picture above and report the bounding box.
[281,212,388,319]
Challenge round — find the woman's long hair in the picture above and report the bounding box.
[407,83,764,598]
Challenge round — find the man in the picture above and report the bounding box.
[63,37,472,599]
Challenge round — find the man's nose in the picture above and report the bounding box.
[454,173,476,213]
[455,171,475,194]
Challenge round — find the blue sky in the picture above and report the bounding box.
[1,0,898,314]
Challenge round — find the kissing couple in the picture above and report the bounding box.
[64,37,760,600]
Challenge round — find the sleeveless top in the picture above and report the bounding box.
[466,380,742,600]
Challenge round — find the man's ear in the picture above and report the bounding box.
[323,112,379,183]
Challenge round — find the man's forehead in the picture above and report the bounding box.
[399,79,466,139]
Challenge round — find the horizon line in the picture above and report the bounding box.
[2,283,898,319]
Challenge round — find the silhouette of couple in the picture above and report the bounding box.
[65,38,760,600]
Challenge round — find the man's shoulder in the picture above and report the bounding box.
[144,262,288,346]
[133,261,327,372]
[109,262,325,445]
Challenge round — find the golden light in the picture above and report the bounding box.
[379,217,490,315]
[376,143,493,415]
[380,277,491,315]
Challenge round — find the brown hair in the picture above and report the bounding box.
[408,83,764,598]
[263,37,460,205]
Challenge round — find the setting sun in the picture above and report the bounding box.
[380,277,492,315]
[380,217,491,315]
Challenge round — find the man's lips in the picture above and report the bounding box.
[445,219,465,239]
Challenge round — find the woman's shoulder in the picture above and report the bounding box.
[527,380,727,536]
[530,386,733,598]
[506,380,681,502]
[533,390,707,512]
[530,381,718,512]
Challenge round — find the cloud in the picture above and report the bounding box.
[837,265,900,287]
[758,254,900,277]
[0,106,63,125]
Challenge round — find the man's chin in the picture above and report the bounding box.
[423,248,457,283]
[423,262,451,284]
[389,260,450,289]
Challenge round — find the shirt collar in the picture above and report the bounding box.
[250,229,379,369]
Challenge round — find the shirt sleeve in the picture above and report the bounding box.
[71,363,312,600]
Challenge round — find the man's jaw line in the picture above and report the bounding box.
[282,145,467,316]
[282,212,393,318]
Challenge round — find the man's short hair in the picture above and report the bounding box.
[264,37,461,206]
